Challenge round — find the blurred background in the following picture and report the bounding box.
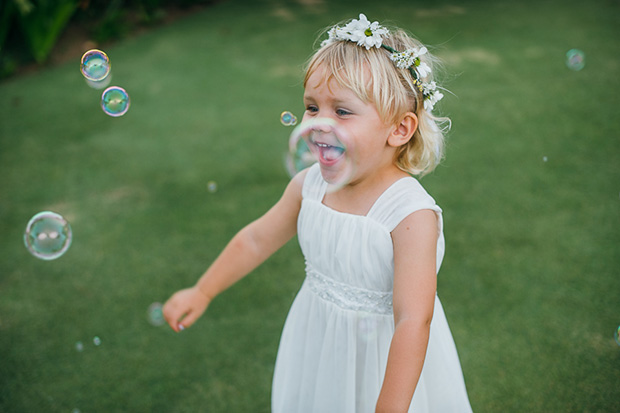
[1,0,619,411]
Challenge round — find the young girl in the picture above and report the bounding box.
[163,13,473,412]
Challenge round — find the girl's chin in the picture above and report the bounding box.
[318,161,354,188]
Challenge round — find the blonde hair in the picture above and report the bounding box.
[304,27,450,176]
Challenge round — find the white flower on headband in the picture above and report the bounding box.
[321,13,389,50]
[422,81,444,112]
[321,13,445,112]
[389,47,432,78]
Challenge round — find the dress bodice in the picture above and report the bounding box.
[297,164,445,299]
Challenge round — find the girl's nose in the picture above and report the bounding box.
[312,122,333,134]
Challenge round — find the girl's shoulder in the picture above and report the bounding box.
[368,176,442,232]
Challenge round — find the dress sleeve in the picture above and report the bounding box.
[367,178,446,272]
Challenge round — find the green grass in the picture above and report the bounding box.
[1,0,619,411]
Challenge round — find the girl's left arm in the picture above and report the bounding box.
[376,209,439,413]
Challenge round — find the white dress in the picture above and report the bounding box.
[272,164,472,412]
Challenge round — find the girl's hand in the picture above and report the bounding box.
[162,286,211,332]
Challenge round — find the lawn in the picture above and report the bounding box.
[1,0,619,411]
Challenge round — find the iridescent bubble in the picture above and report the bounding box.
[147,302,165,326]
[280,111,297,126]
[24,211,72,260]
[207,181,218,193]
[566,49,585,71]
[80,49,111,81]
[75,341,84,352]
[101,86,130,117]
[288,117,354,192]
[285,132,315,177]
[614,325,620,346]
[543,156,548,162]
[93,336,101,346]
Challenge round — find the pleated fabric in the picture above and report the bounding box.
[272,164,472,412]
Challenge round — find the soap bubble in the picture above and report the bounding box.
[80,49,111,81]
[93,336,101,346]
[280,111,297,126]
[207,181,218,193]
[101,86,130,117]
[147,302,166,326]
[615,325,620,346]
[287,117,354,192]
[24,211,72,260]
[75,341,84,352]
[566,49,585,71]
[543,156,548,162]
[285,134,315,177]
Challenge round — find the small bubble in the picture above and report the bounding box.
[542,156,548,162]
[101,86,130,117]
[615,326,620,346]
[565,49,585,71]
[24,211,72,260]
[358,314,379,342]
[93,336,101,346]
[207,181,218,193]
[75,341,84,352]
[81,49,111,81]
[280,111,297,126]
[147,302,165,326]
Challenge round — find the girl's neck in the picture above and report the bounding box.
[322,164,408,217]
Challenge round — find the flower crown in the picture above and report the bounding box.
[320,14,444,112]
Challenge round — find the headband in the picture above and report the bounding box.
[320,14,444,112]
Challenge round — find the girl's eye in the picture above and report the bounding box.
[306,105,318,113]
[336,109,351,116]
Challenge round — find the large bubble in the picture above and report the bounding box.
[24,211,72,260]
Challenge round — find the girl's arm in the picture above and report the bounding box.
[163,169,307,332]
[376,209,439,412]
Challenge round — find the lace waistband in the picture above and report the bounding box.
[306,264,393,315]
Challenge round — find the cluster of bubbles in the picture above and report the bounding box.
[25,52,130,257]
[565,49,585,71]
[74,336,103,352]
[80,49,130,117]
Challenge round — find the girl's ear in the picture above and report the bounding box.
[387,112,418,148]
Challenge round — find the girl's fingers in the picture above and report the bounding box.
[177,309,200,330]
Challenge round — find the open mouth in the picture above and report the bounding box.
[309,136,346,166]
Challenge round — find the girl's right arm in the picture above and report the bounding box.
[162,169,307,332]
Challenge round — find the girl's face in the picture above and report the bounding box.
[302,65,396,187]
